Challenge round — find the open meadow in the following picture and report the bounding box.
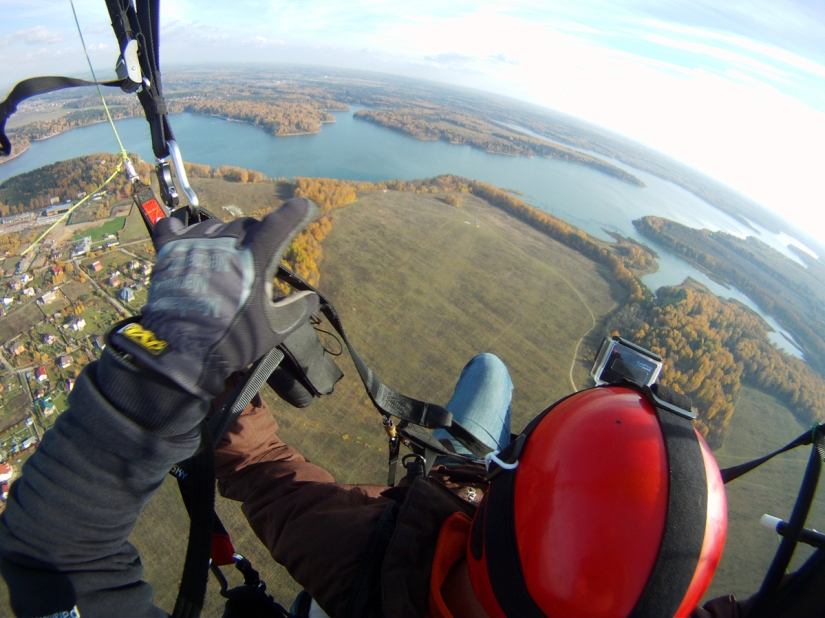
[706,387,825,601]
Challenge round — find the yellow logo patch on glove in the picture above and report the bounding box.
[119,323,168,355]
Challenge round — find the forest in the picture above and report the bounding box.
[608,284,825,447]
[634,216,825,377]
[178,100,335,136]
[0,153,152,216]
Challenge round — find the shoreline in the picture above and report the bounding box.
[191,111,331,137]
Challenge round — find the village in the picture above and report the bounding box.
[0,197,155,511]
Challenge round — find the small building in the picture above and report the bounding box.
[141,263,152,276]
[66,378,75,392]
[73,237,91,257]
[1,481,9,501]
[20,273,31,284]
[20,436,38,450]
[11,342,25,356]
[2,297,14,308]
[70,318,86,332]
[8,278,22,291]
[58,356,72,369]
[42,203,71,217]
[42,333,57,345]
[38,398,55,416]
[108,276,121,287]
[77,191,87,199]
[22,287,35,297]
[40,291,58,304]
[35,366,47,382]
[0,463,12,483]
[90,261,103,272]
[52,265,63,276]
[128,260,139,270]
[34,389,45,400]
[94,336,106,351]
[105,241,120,249]
[49,196,60,206]
[120,287,134,302]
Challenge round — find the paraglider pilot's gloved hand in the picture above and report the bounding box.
[101,198,319,434]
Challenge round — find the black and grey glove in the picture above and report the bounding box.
[110,197,319,399]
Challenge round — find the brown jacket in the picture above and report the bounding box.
[214,396,482,618]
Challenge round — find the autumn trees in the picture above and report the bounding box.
[0,154,152,216]
[181,100,334,136]
[609,285,825,447]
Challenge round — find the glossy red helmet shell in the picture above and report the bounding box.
[467,386,727,618]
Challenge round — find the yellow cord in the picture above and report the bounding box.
[21,161,126,255]
[22,1,137,255]
[69,0,130,161]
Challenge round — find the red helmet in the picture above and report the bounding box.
[467,385,727,618]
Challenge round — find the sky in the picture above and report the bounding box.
[2,0,825,244]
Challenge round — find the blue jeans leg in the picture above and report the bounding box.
[433,353,513,458]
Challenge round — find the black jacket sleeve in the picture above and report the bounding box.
[0,348,209,617]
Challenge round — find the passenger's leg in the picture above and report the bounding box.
[432,353,513,458]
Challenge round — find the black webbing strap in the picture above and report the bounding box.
[275,266,492,458]
[0,76,125,156]
[749,425,825,618]
[720,429,813,484]
[173,424,216,618]
[629,400,707,617]
[207,349,285,447]
[171,349,286,618]
[135,0,174,159]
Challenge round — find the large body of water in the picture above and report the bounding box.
[0,108,803,356]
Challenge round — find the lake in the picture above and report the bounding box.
[0,108,803,356]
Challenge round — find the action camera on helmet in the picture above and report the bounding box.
[591,335,663,387]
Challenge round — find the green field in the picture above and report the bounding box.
[118,206,152,243]
[705,386,825,601]
[73,216,127,243]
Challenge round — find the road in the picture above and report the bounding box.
[74,261,133,317]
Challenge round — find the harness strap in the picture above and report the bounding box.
[720,429,813,484]
[275,266,492,458]
[0,76,125,156]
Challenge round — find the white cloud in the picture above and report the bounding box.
[1,26,62,46]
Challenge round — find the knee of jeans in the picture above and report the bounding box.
[468,353,511,384]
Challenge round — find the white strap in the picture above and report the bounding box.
[485,449,520,471]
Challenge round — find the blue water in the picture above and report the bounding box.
[0,109,804,357]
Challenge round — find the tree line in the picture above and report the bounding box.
[353,109,644,186]
[0,154,152,216]
[183,162,267,183]
[180,100,334,136]
[281,175,649,305]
